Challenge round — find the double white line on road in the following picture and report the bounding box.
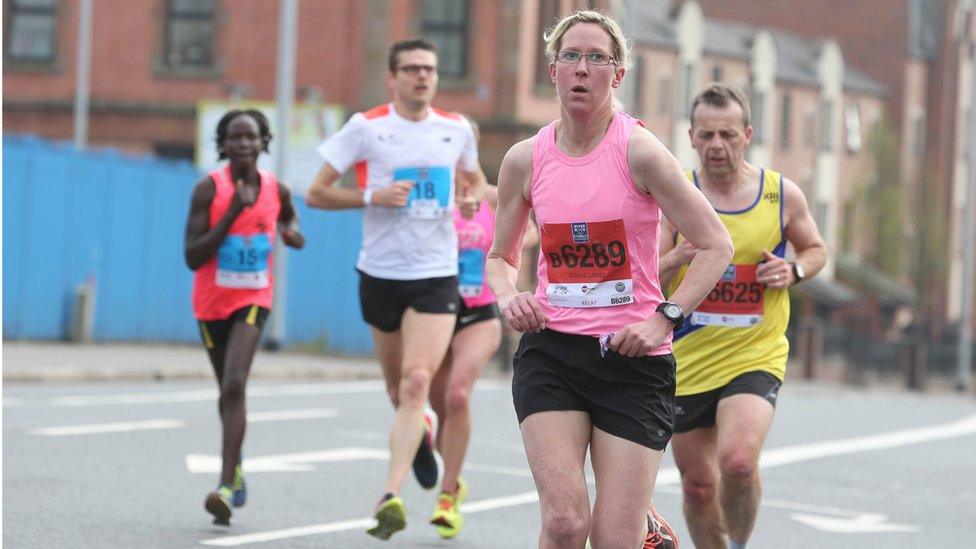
[200,412,976,546]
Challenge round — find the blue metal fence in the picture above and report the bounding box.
[2,135,372,354]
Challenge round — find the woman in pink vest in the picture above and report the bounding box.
[184,109,305,526]
[486,11,733,549]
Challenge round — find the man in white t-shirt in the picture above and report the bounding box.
[306,38,482,541]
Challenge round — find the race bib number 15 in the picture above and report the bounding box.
[541,219,634,308]
[394,166,451,220]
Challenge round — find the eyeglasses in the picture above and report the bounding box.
[556,50,616,66]
[397,64,438,75]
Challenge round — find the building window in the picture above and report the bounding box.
[658,75,672,115]
[155,143,195,161]
[5,0,57,64]
[750,90,766,144]
[535,0,559,88]
[711,64,723,82]
[845,103,862,154]
[164,0,215,69]
[422,0,468,78]
[819,100,834,152]
[779,92,792,149]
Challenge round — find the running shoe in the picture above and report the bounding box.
[366,493,407,540]
[412,410,439,489]
[430,476,468,539]
[644,504,680,549]
[231,461,247,508]
[204,485,233,526]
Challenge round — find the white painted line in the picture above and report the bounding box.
[199,491,541,546]
[790,512,920,533]
[200,518,375,546]
[186,447,390,474]
[759,412,976,468]
[6,381,385,407]
[247,408,338,422]
[29,419,185,436]
[198,412,976,545]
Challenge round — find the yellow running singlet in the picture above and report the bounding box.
[669,169,789,396]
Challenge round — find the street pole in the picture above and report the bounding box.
[958,40,976,392]
[267,0,298,350]
[73,0,93,149]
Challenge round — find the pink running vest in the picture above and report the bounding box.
[192,165,281,320]
[453,200,496,308]
[530,111,671,355]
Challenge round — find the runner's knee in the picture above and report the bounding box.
[682,477,718,507]
[398,368,432,405]
[719,448,758,482]
[445,384,471,416]
[541,507,589,545]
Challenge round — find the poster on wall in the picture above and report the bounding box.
[195,101,345,194]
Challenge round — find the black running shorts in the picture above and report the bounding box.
[454,302,500,333]
[197,305,270,350]
[674,370,782,433]
[512,329,676,451]
[358,269,460,332]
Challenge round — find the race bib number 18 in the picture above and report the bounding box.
[689,264,765,327]
[541,219,634,308]
[394,166,451,220]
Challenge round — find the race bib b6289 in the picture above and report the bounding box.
[541,219,634,308]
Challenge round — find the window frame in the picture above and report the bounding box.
[420,0,470,79]
[162,0,216,71]
[4,0,59,67]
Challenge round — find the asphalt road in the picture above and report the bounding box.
[4,377,975,548]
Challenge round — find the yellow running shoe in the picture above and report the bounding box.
[366,494,406,540]
[430,477,468,539]
[204,485,233,526]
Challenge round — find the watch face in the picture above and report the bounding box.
[794,263,805,279]
[665,304,681,318]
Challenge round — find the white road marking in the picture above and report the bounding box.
[199,491,542,546]
[198,412,976,545]
[247,408,338,422]
[6,381,385,407]
[186,447,390,473]
[29,419,185,436]
[791,512,920,533]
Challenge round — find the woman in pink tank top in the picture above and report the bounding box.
[485,11,733,549]
[184,110,305,527]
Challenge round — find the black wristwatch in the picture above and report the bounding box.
[656,301,685,329]
[791,262,806,284]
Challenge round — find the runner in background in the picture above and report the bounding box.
[428,116,539,539]
[306,38,484,541]
[184,109,305,526]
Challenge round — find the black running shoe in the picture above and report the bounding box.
[412,410,439,489]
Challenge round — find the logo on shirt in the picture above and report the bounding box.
[377,133,405,145]
[764,191,780,204]
[442,136,452,143]
[571,222,589,243]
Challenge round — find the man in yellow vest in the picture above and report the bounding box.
[659,84,827,549]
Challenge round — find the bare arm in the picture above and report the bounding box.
[184,177,252,271]
[657,216,698,289]
[277,182,305,249]
[305,162,412,210]
[755,177,827,287]
[632,128,733,315]
[486,139,549,332]
[484,184,538,250]
[608,127,731,357]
